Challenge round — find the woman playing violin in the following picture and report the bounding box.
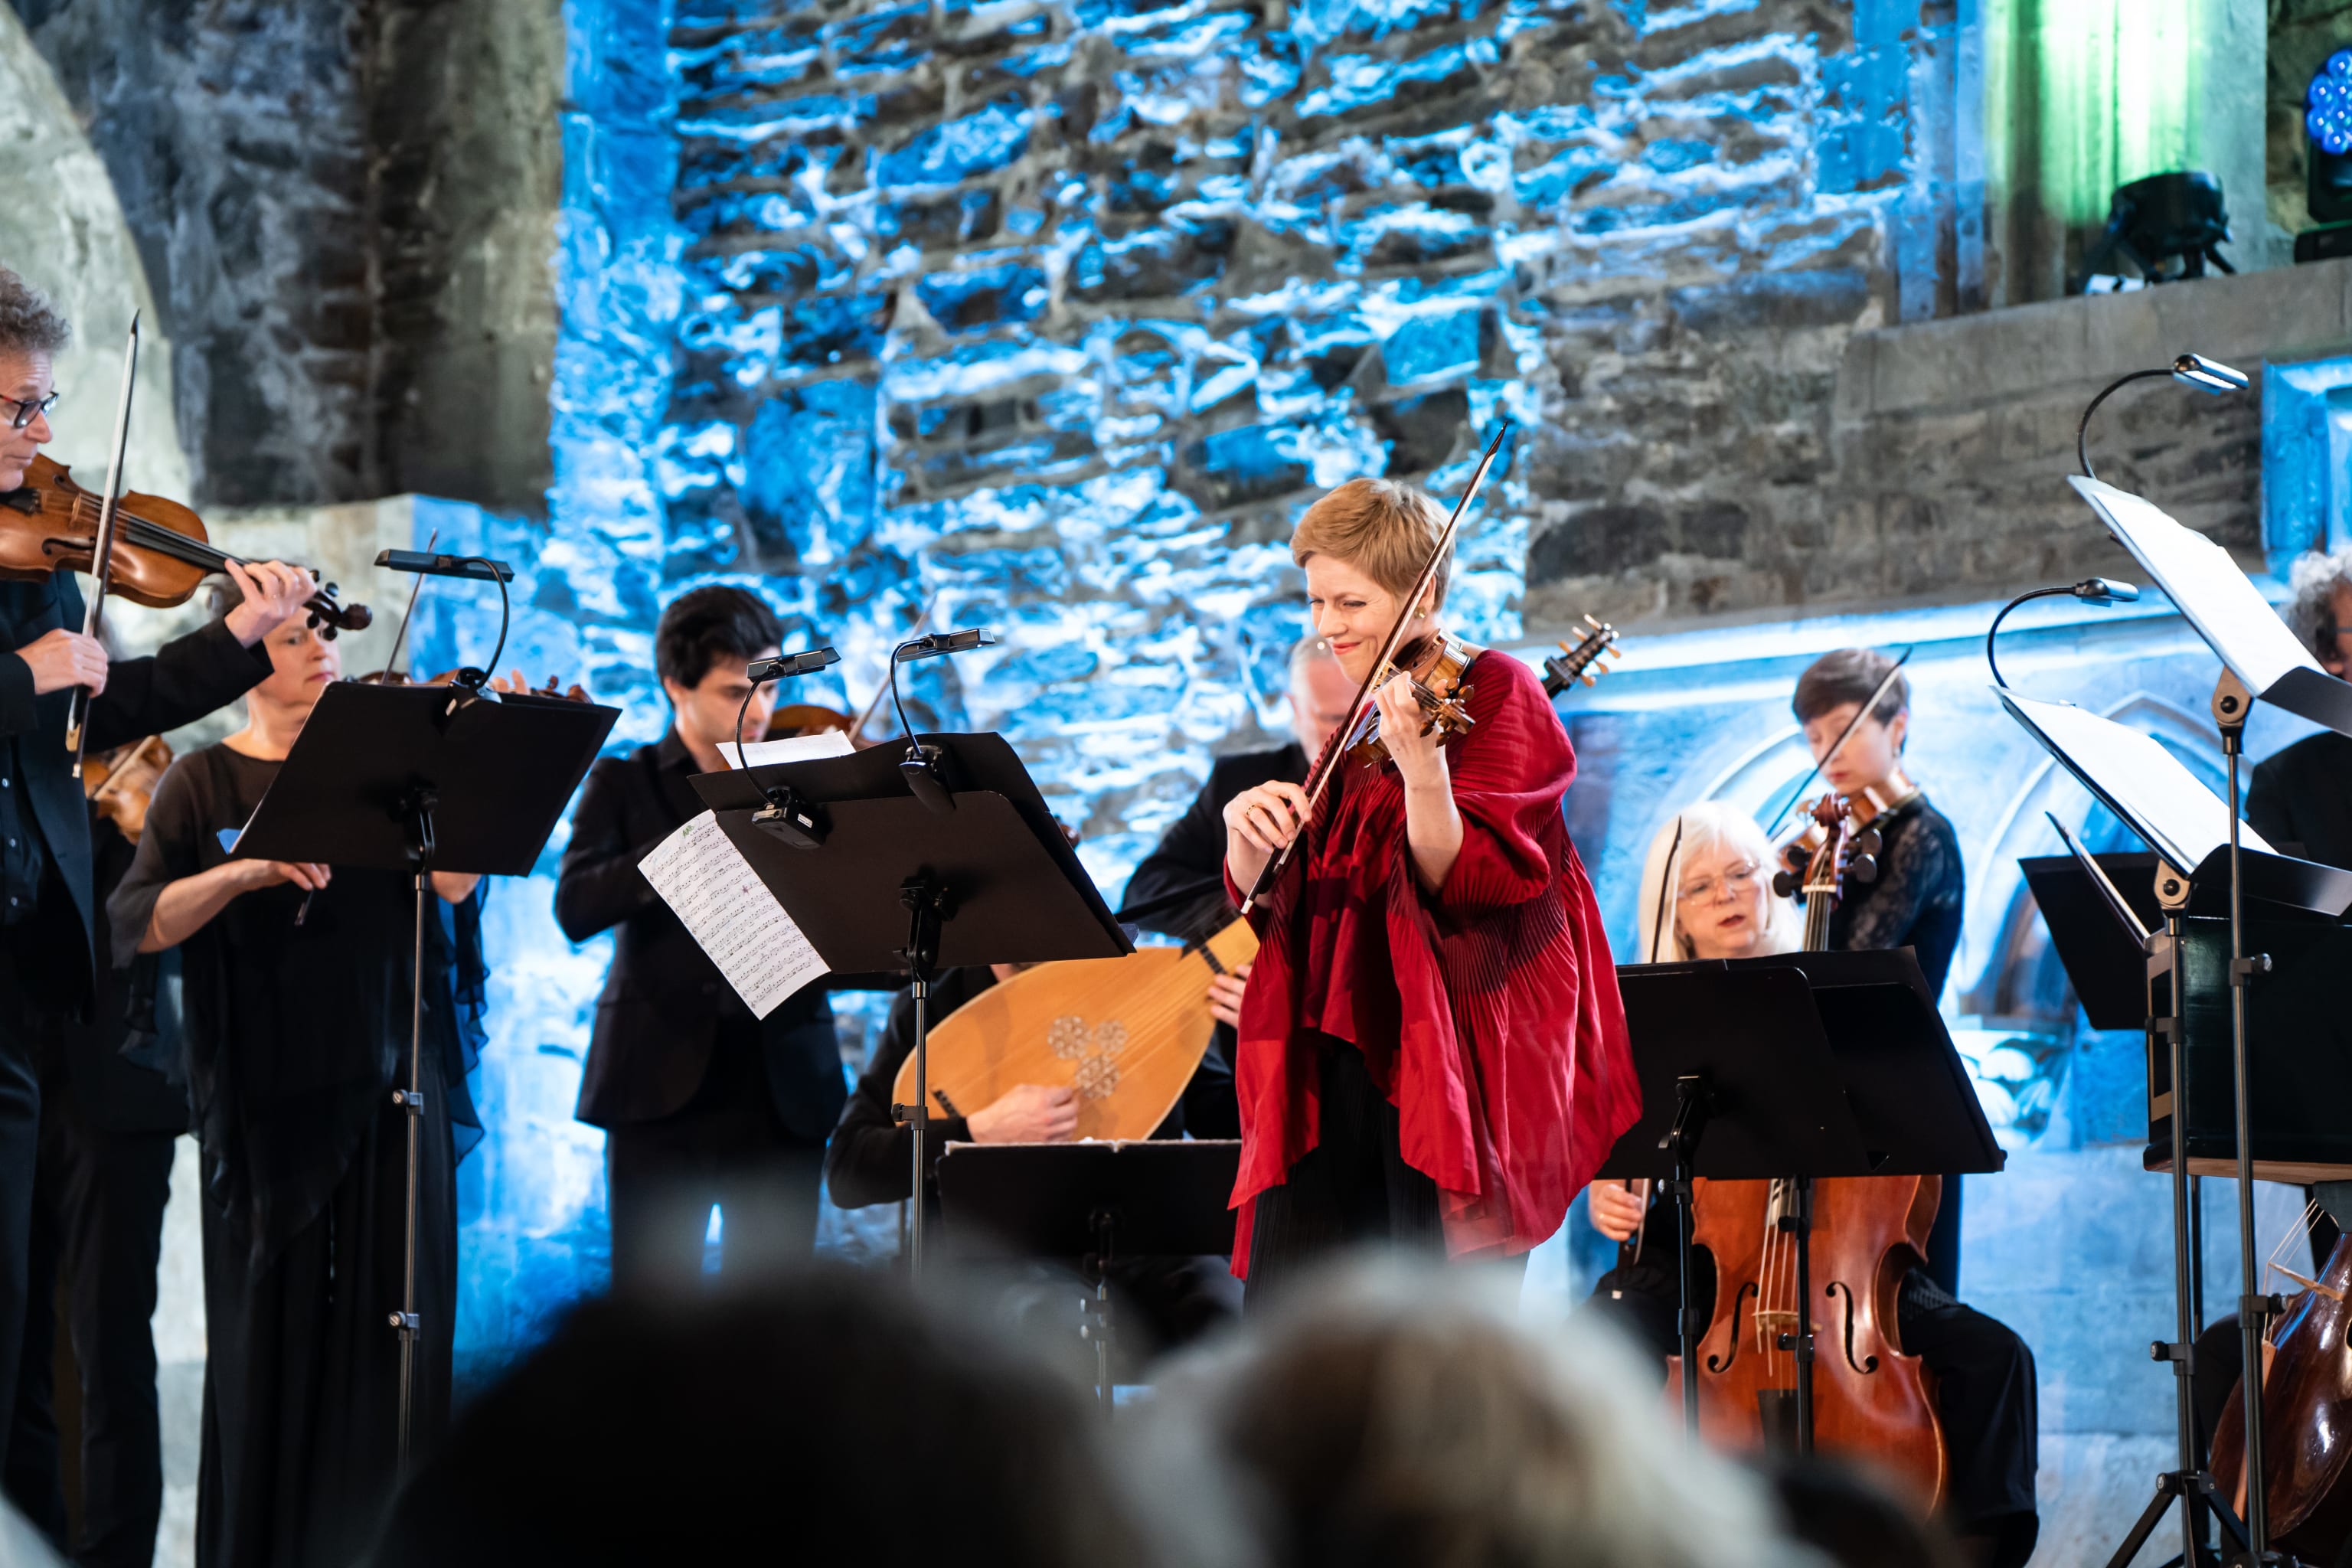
[1220,478,1638,1300]
[107,590,491,1566]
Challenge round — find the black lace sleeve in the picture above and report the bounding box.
[1831,803,1965,993]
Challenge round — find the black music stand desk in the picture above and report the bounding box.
[938,1138,1242,1410]
[1599,951,1999,1449]
[691,733,1131,1272]
[230,678,619,1462]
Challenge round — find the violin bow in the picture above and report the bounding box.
[64,312,141,763]
[1759,645,1913,838]
[1239,420,1512,916]
[375,526,440,682]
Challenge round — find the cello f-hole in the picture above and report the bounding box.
[1708,1282,1758,1374]
[1826,1282,1880,1375]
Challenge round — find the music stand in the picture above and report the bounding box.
[231,678,618,1463]
[2005,676,2352,1566]
[1601,962,1868,1449]
[936,1138,1241,1410]
[1601,954,1997,1452]
[691,733,1131,1274]
[2027,470,2352,1559]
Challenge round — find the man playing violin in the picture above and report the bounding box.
[1219,479,1637,1302]
[0,267,315,1522]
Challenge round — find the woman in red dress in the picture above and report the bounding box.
[1222,478,1639,1299]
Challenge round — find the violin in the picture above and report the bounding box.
[1774,767,1918,893]
[2210,1226,2352,1560]
[766,702,880,747]
[1670,794,1950,1509]
[0,455,371,637]
[358,666,592,703]
[82,733,172,844]
[1341,630,1484,769]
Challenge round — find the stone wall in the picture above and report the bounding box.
[10,0,561,512]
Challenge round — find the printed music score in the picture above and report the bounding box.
[716,730,855,769]
[639,810,828,1016]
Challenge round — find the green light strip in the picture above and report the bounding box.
[1985,0,2205,227]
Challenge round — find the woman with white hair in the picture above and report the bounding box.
[1586,805,2043,1568]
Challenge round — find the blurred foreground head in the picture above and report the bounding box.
[1183,1259,1804,1568]
[368,1267,1159,1568]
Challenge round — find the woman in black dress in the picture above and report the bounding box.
[107,602,488,1566]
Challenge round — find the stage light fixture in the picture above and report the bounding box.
[2076,172,2235,289]
[2298,48,2352,260]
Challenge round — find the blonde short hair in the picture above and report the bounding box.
[1634,801,1801,964]
[1291,479,1452,609]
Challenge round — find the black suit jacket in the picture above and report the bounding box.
[1120,742,1307,940]
[1116,741,1305,1096]
[556,729,841,1138]
[0,573,269,1005]
[2249,730,2352,871]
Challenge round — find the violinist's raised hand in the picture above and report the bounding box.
[1374,670,1446,788]
[220,560,316,646]
[16,627,107,696]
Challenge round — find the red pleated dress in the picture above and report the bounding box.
[1223,649,1640,1276]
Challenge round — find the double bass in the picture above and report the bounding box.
[1668,795,1951,1508]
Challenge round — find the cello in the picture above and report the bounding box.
[1668,794,1951,1508]
[2209,1218,2352,1562]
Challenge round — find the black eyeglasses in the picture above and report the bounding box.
[0,391,57,431]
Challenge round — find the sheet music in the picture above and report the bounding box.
[639,811,828,1017]
[2003,692,2275,870]
[716,731,856,769]
[2069,478,2318,697]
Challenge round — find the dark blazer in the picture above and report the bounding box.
[62,815,187,1132]
[0,573,269,995]
[1120,742,1307,940]
[2249,730,2352,871]
[556,729,841,1138]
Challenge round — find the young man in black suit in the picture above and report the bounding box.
[556,586,844,1287]
[0,268,315,1503]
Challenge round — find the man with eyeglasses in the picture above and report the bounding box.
[0,267,315,1560]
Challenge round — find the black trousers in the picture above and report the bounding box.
[2,1087,175,1568]
[0,916,78,1498]
[1244,1040,1442,1310]
[1589,1246,2039,1566]
[604,1040,825,1292]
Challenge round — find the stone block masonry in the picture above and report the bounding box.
[662,0,2001,659]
